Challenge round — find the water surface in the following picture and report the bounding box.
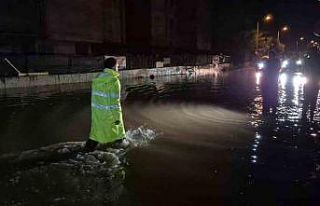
[1,69,320,205]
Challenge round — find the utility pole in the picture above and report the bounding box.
[256,22,260,53]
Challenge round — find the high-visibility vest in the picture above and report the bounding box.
[89,68,125,143]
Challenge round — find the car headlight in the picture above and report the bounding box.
[296,59,303,65]
[258,62,264,70]
[281,60,289,68]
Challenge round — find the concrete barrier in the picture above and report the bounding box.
[0,73,99,89]
[0,65,217,89]
[119,66,187,79]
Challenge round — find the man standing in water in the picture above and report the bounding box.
[83,57,126,152]
[302,44,320,121]
[261,50,281,114]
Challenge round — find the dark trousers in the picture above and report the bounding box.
[261,77,279,114]
[302,79,320,121]
[83,139,98,152]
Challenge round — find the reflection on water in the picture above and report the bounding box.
[0,84,92,154]
[0,69,320,205]
[250,71,320,205]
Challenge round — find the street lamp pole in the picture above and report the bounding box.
[256,14,272,54]
[278,26,289,45]
[256,21,260,52]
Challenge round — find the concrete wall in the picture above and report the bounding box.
[0,73,98,89]
[119,66,187,79]
[0,66,194,89]
[0,55,103,76]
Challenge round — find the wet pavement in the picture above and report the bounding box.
[0,69,320,205]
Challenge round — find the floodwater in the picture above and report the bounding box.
[0,69,320,205]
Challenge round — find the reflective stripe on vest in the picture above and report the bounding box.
[98,73,109,78]
[92,91,119,99]
[92,103,120,110]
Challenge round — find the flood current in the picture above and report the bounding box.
[0,69,320,205]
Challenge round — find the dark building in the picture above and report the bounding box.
[0,0,43,54]
[0,0,126,55]
[125,0,151,48]
[150,0,212,52]
[0,0,213,74]
[151,0,176,48]
[196,0,212,52]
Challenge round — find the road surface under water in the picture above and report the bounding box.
[0,69,320,205]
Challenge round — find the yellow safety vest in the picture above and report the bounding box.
[89,68,125,143]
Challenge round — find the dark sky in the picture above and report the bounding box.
[267,0,320,37]
[211,0,320,51]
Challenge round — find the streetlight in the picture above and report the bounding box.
[256,14,273,52]
[277,25,289,44]
[296,36,307,52]
[264,14,273,23]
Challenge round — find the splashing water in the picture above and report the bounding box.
[0,127,157,206]
[125,126,158,147]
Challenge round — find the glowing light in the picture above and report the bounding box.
[264,14,273,22]
[296,59,302,65]
[256,72,262,85]
[282,26,289,32]
[258,62,264,70]
[281,60,289,68]
[255,133,261,139]
[293,73,307,87]
[279,73,287,85]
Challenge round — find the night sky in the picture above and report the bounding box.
[268,0,320,36]
[211,0,320,52]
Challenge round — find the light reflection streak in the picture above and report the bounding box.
[279,73,288,89]
[251,71,308,165]
[256,72,262,85]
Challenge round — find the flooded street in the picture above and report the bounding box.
[1,69,320,205]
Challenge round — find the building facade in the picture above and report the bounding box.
[0,0,213,74]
